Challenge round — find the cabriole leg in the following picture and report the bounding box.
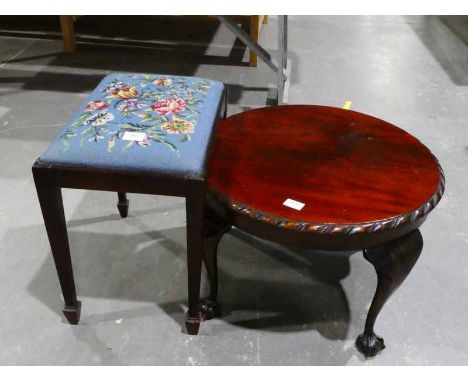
[356,229,423,357]
[200,208,230,320]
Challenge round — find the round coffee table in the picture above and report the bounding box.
[200,105,444,357]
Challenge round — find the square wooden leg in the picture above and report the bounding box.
[184,182,205,335]
[117,192,129,218]
[33,168,81,324]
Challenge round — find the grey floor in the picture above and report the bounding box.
[0,15,467,365]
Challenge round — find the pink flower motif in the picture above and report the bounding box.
[151,98,186,116]
[117,99,147,112]
[85,100,109,112]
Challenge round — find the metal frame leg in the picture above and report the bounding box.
[217,15,289,105]
[277,16,287,104]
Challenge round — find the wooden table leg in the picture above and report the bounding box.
[200,208,230,320]
[117,192,129,218]
[59,16,76,53]
[184,182,205,335]
[356,230,423,357]
[33,171,81,324]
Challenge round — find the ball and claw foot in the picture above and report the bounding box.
[62,300,82,325]
[117,198,129,218]
[355,331,385,358]
[185,313,201,335]
[200,299,221,320]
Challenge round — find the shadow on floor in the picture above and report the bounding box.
[405,15,468,86]
[0,43,263,96]
[0,15,271,95]
[215,239,353,339]
[0,43,277,143]
[18,192,363,346]
[0,15,248,64]
[0,15,291,147]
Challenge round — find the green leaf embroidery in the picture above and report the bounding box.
[61,74,212,155]
[72,112,91,126]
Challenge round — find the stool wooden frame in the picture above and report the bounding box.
[32,93,227,335]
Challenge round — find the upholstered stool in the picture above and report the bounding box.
[33,72,226,334]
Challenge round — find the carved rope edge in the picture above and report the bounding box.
[208,158,445,235]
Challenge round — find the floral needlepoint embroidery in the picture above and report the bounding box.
[85,112,115,126]
[85,100,109,112]
[162,118,195,134]
[117,99,147,112]
[89,134,105,142]
[102,80,125,93]
[153,77,172,86]
[62,74,213,155]
[151,98,186,116]
[112,86,138,99]
[138,112,152,119]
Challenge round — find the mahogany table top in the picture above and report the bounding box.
[207,105,443,227]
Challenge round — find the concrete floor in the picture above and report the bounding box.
[0,15,467,365]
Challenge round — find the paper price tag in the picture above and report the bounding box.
[283,198,305,211]
[122,132,147,142]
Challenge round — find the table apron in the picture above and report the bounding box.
[230,212,428,251]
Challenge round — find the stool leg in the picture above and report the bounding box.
[200,211,230,320]
[117,192,129,218]
[34,178,81,324]
[184,185,205,335]
[356,229,423,357]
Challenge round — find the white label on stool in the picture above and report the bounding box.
[122,132,147,142]
[283,198,305,211]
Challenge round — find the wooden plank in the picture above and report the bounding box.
[249,16,261,67]
[59,16,76,53]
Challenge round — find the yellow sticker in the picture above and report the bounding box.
[343,101,352,110]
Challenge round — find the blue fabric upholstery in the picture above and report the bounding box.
[39,72,224,177]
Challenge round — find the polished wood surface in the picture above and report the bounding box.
[204,105,443,357]
[207,105,442,225]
